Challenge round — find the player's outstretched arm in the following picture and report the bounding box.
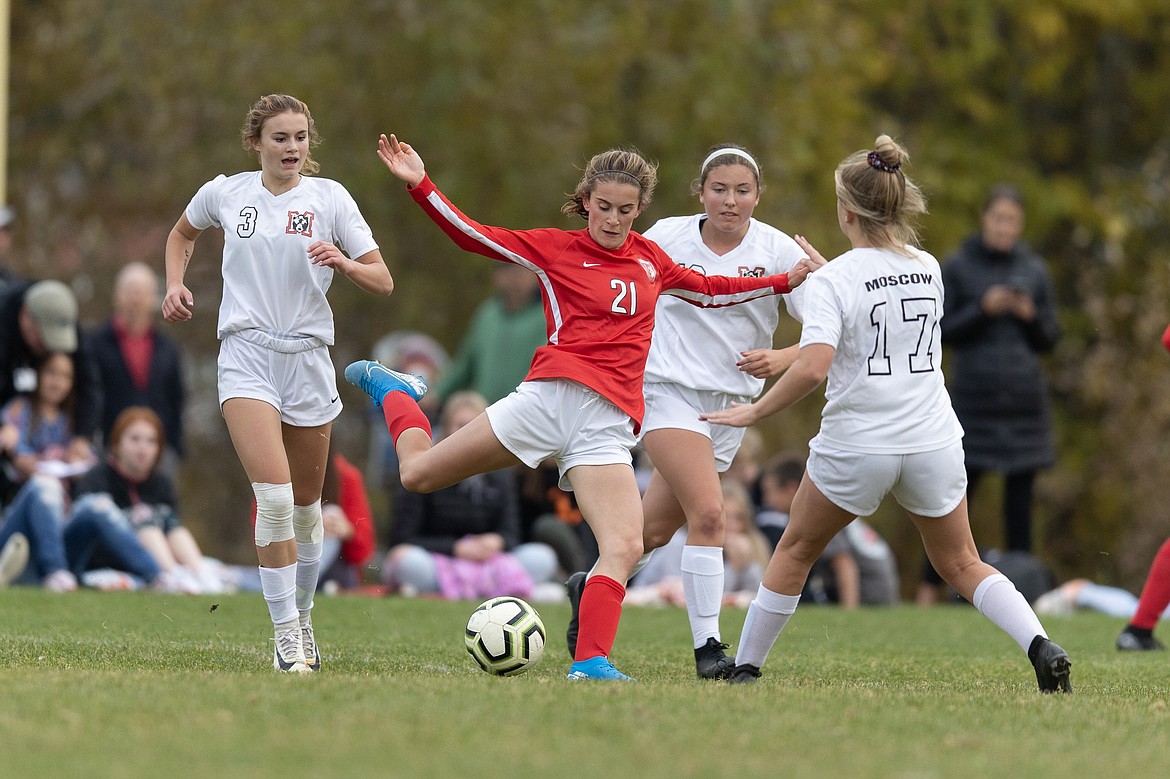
[377,133,426,188]
[737,344,799,379]
[794,234,828,270]
[703,343,833,427]
[783,234,829,289]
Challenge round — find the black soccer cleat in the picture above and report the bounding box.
[726,663,762,685]
[1028,636,1072,693]
[564,571,586,659]
[1116,626,1165,652]
[695,637,735,679]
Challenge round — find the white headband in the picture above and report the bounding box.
[701,148,759,177]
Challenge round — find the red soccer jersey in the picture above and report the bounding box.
[409,175,791,429]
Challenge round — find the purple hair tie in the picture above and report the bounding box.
[867,151,901,174]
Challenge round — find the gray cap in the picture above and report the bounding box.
[25,280,78,352]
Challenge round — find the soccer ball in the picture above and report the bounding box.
[465,596,546,676]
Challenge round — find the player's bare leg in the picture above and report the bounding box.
[642,427,734,677]
[913,498,1071,692]
[223,398,308,672]
[564,463,642,681]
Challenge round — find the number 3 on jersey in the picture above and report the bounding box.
[868,297,937,376]
[610,279,638,315]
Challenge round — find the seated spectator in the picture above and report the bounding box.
[722,426,766,511]
[806,519,900,607]
[0,350,97,591]
[0,455,178,594]
[0,279,101,491]
[755,452,805,549]
[69,406,218,593]
[517,457,597,577]
[0,480,78,591]
[1034,578,1163,620]
[382,390,558,600]
[1,351,97,486]
[720,481,772,606]
[758,453,899,607]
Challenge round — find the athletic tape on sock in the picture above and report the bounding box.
[293,500,324,545]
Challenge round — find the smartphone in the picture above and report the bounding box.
[1006,275,1030,294]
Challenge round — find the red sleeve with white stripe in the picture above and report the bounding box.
[406,174,569,269]
[654,244,791,306]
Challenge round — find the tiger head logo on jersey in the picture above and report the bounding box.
[637,258,657,283]
[286,211,316,237]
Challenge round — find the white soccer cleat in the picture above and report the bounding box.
[273,623,311,674]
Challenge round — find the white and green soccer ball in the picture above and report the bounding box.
[464,596,546,676]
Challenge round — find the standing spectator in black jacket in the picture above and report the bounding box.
[917,183,1061,604]
[0,279,100,507]
[87,262,186,475]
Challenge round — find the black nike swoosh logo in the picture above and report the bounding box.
[330,395,339,403]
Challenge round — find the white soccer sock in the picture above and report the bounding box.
[258,562,298,627]
[972,573,1047,652]
[681,545,725,648]
[293,502,324,614]
[734,584,801,669]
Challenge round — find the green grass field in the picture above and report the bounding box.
[1,589,1167,778]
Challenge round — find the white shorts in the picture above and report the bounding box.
[218,331,342,427]
[806,438,967,518]
[486,379,635,491]
[639,382,749,473]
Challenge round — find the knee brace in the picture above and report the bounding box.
[253,482,294,547]
[292,500,324,545]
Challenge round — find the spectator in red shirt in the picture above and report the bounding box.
[87,262,186,476]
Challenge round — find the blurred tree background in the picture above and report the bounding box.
[6,0,1170,595]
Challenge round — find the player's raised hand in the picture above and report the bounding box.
[377,133,426,188]
[794,234,828,270]
[736,347,795,379]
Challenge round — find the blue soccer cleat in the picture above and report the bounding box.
[566,655,634,681]
[344,360,429,406]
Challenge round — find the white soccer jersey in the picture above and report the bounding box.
[185,172,378,344]
[642,214,805,397]
[799,246,963,454]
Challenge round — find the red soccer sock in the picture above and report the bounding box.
[382,392,432,447]
[574,574,625,662]
[1131,539,1170,630]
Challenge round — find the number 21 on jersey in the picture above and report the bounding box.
[610,279,638,315]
